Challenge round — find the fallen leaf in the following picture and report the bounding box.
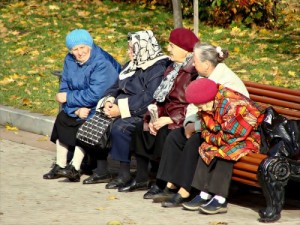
[288,71,296,77]
[106,221,123,225]
[5,124,18,131]
[107,195,118,200]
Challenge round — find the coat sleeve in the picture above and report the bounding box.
[118,64,166,118]
[65,60,119,110]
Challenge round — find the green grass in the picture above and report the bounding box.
[0,0,299,116]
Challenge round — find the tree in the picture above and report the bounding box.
[172,0,183,28]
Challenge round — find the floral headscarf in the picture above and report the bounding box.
[119,30,168,80]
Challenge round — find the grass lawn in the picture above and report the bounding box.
[0,0,299,116]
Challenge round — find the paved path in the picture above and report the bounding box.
[0,128,300,225]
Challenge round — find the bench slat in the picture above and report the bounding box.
[231,176,260,188]
[244,81,300,96]
[247,87,300,103]
[234,162,258,173]
[250,95,300,110]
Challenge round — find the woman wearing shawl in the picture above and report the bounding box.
[82,30,170,185]
[117,28,199,192]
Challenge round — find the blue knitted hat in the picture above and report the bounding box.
[66,29,93,50]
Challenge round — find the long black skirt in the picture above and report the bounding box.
[131,121,171,161]
[50,111,85,147]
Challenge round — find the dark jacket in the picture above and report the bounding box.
[60,43,121,119]
[104,58,171,118]
[144,59,198,130]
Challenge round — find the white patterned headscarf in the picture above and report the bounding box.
[119,30,168,80]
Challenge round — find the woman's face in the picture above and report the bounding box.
[195,100,214,112]
[167,42,188,63]
[128,41,134,62]
[193,49,209,77]
[71,44,91,63]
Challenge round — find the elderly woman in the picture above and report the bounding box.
[151,43,250,207]
[117,28,200,192]
[82,30,170,185]
[183,78,264,214]
[43,29,121,181]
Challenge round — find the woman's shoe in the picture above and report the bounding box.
[59,164,81,182]
[182,195,209,211]
[199,198,228,214]
[83,173,112,184]
[161,193,192,208]
[143,185,163,199]
[152,188,177,203]
[43,164,64,179]
[105,177,131,189]
[118,179,149,192]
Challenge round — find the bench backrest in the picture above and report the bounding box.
[244,81,300,120]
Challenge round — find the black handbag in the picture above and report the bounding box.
[260,106,300,159]
[76,110,114,150]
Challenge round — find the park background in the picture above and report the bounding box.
[0,0,299,117]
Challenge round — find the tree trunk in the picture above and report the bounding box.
[193,0,199,36]
[172,0,183,28]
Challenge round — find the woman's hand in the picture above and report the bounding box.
[75,107,91,119]
[56,92,67,103]
[153,117,173,130]
[104,103,120,118]
[184,123,196,139]
[149,122,157,136]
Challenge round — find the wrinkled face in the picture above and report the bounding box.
[195,100,214,112]
[193,49,208,77]
[128,41,134,62]
[167,42,188,63]
[71,44,91,63]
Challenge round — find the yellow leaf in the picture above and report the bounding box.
[106,221,123,225]
[107,195,118,200]
[30,50,40,56]
[0,77,15,85]
[288,71,296,77]
[37,136,49,142]
[77,11,90,17]
[5,124,18,131]
[49,5,60,10]
[75,23,83,28]
[230,26,241,36]
[95,207,106,211]
[213,29,223,34]
[22,98,31,106]
[233,47,240,53]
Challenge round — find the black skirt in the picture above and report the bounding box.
[50,111,85,147]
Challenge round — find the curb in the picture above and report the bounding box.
[0,105,55,136]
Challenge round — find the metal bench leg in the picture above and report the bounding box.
[257,156,290,223]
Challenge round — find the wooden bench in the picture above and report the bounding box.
[231,81,300,222]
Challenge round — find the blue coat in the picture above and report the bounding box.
[60,44,121,119]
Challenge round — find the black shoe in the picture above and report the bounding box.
[152,188,177,203]
[83,173,112,184]
[182,195,209,211]
[118,179,149,192]
[43,164,64,179]
[143,184,163,199]
[161,193,191,208]
[105,177,131,189]
[59,164,81,182]
[199,198,228,214]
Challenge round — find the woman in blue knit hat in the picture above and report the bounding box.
[43,29,121,182]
